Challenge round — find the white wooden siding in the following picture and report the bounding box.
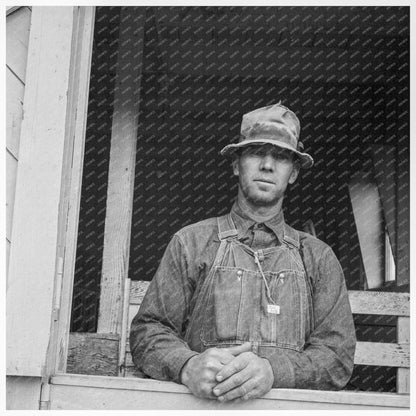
[6,6,31,275]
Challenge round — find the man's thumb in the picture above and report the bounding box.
[226,342,252,356]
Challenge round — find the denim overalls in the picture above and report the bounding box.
[185,214,312,355]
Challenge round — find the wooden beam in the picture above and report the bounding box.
[6,6,78,377]
[51,6,96,375]
[131,285,411,316]
[49,374,409,409]
[354,341,409,368]
[97,8,145,334]
[348,290,409,316]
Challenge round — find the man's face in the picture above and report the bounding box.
[233,144,299,208]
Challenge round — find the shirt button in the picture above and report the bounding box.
[237,270,243,277]
[279,273,285,278]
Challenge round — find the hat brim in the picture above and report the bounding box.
[220,139,314,169]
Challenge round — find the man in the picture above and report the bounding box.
[130,102,356,402]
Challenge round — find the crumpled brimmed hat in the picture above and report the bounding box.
[220,102,314,169]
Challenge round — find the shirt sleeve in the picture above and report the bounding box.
[129,233,199,383]
[259,246,356,390]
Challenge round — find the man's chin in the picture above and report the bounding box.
[247,195,279,208]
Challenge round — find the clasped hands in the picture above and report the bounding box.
[180,342,274,402]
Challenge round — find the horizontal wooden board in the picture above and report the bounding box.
[123,340,410,378]
[131,283,410,316]
[49,374,409,409]
[348,291,409,316]
[354,341,409,367]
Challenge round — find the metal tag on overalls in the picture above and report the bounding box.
[267,304,280,314]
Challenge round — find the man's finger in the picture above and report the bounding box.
[213,366,250,396]
[224,342,252,356]
[216,379,257,402]
[215,354,249,382]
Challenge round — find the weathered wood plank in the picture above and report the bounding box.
[6,7,77,377]
[6,6,31,82]
[49,374,409,409]
[348,291,409,316]
[354,341,409,368]
[396,317,410,393]
[123,340,411,373]
[67,333,119,376]
[97,8,145,334]
[130,284,410,317]
[130,280,150,305]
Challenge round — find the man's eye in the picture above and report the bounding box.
[272,150,291,160]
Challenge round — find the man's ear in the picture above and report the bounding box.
[232,158,239,177]
[288,163,300,184]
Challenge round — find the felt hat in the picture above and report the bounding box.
[220,102,314,168]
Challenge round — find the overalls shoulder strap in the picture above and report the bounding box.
[208,214,238,270]
[284,223,314,292]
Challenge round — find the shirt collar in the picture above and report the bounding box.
[230,201,285,243]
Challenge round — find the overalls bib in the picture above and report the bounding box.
[185,214,311,353]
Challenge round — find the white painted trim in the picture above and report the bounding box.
[50,6,96,375]
[49,374,409,409]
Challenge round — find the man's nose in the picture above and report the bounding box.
[259,154,275,171]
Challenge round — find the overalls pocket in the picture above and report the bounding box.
[260,269,307,351]
[201,266,248,346]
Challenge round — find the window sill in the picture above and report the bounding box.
[49,373,409,409]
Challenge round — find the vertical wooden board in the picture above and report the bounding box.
[6,376,42,410]
[7,7,75,377]
[349,174,384,289]
[6,151,18,241]
[98,9,145,334]
[6,7,32,82]
[396,317,410,393]
[52,6,96,375]
[6,69,25,157]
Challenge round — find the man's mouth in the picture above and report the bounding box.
[254,179,275,185]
